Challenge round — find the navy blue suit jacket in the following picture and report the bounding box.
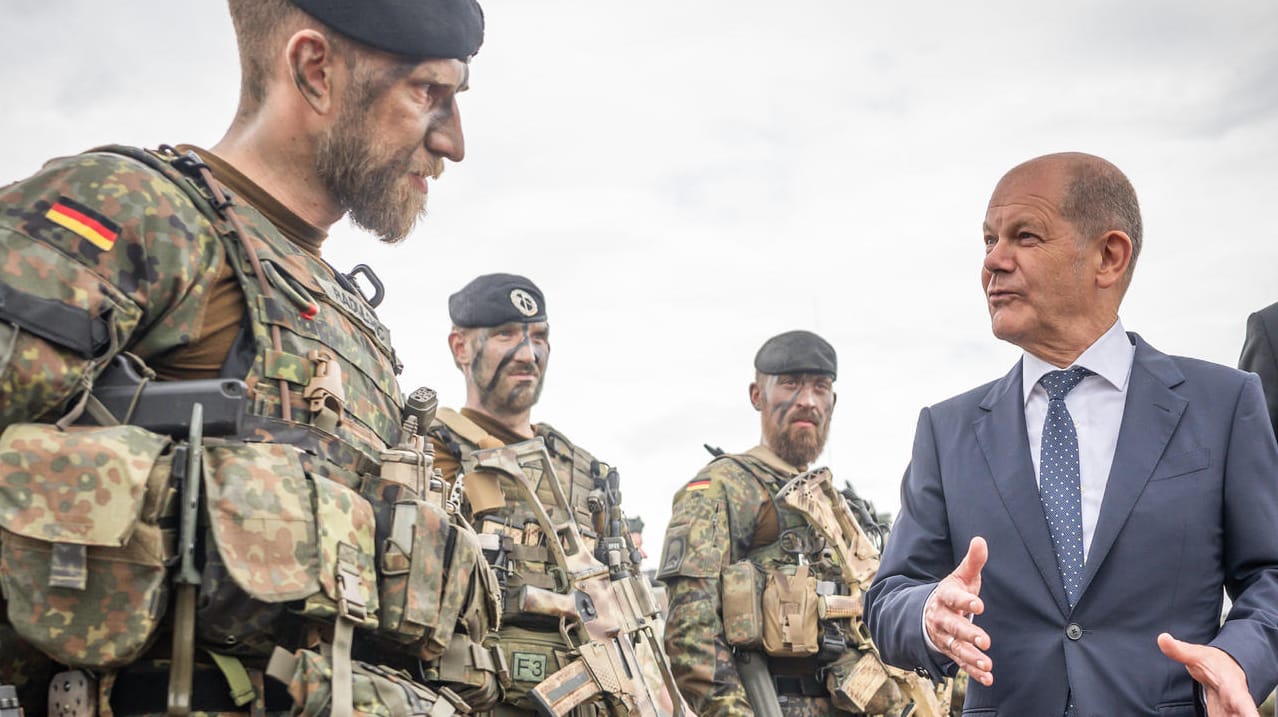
[865,334,1278,717]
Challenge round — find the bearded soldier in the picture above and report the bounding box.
[0,1,498,715]
[660,331,910,717]
[427,273,677,716]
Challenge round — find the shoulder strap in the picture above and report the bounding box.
[436,408,493,448]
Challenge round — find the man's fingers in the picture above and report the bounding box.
[953,536,989,586]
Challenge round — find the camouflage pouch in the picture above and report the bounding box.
[371,486,451,648]
[0,423,172,667]
[201,443,378,628]
[269,647,465,716]
[761,564,820,657]
[721,560,765,648]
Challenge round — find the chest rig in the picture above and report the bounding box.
[431,413,605,593]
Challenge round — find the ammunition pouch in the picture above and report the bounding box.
[267,647,467,716]
[197,443,378,650]
[761,564,820,658]
[721,560,765,648]
[0,423,173,668]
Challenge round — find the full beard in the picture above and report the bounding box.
[478,373,544,416]
[773,419,829,469]
[315,109,426,244]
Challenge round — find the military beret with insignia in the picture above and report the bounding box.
[449,273,546,327]
[754,330,837,379]
[291,0,484,61]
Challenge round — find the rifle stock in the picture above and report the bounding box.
[472,439,687,717]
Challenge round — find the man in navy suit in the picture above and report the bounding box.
[864,153,1278,716]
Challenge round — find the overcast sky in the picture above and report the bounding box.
[2,1,1276,551]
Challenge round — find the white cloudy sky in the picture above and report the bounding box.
[2,1,1276,550]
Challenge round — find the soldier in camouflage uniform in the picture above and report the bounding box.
[0,1,495,715]
[427,274,660,716]
[659,331,904,717]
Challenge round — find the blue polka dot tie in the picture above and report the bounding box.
[1039,367,1092,717]
[1038,367,1092,608]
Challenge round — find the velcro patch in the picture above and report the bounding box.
[45,196,120,251]
[511,652,549,683]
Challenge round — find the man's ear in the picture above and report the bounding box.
[1094,230,1133,290]
[749,382,763,411]
[448,330,470,370]
[286,29,340,115]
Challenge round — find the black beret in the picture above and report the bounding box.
[754,330,837,379]
[449,273,547,328]
[292,0,484,61]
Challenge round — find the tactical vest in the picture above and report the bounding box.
[431,410,607,594]
[714,456,851,674]
[0,146,499,712]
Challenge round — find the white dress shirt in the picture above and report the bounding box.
[1021,318,1134,560]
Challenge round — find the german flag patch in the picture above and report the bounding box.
[685,478,711,491]
[45,197,120,251]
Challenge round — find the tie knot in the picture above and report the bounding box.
[1039,366,1093,400]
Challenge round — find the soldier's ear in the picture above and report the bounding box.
[286,29,340,115]
[749,382,763,411]
[448,330,469,369]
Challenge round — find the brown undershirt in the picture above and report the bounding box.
[149,146,326,380]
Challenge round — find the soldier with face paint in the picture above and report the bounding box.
[428,273,650,716]
[659,331,910,717]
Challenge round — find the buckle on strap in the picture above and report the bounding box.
[336,543,367,622]
[304,350,346,432]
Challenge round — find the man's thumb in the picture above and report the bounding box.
[1157,632,1192,665]
[955,536,989,583]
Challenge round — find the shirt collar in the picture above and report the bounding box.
[1022,318,1135,405]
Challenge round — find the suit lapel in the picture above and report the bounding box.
[1077,334,1187,598]
[975,360,1071,615]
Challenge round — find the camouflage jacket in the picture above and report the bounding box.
[659,445,802,716]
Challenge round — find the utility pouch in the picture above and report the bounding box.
[825,649,904,714]
[721,560,765,648]
[0,423,172,667]
[761,564,820,657]
[198,442,380,652]
[268,647,465,717]
[372,484,452,649]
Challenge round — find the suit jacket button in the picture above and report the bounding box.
[1066,623,1083,640]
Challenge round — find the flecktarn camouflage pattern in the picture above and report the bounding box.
[0,146,495,714]
[659,447,918,717]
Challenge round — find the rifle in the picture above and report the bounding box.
[588,462,642,581]
[732,651,782,717]
[470,439,687,717]
[776,467,948,717]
